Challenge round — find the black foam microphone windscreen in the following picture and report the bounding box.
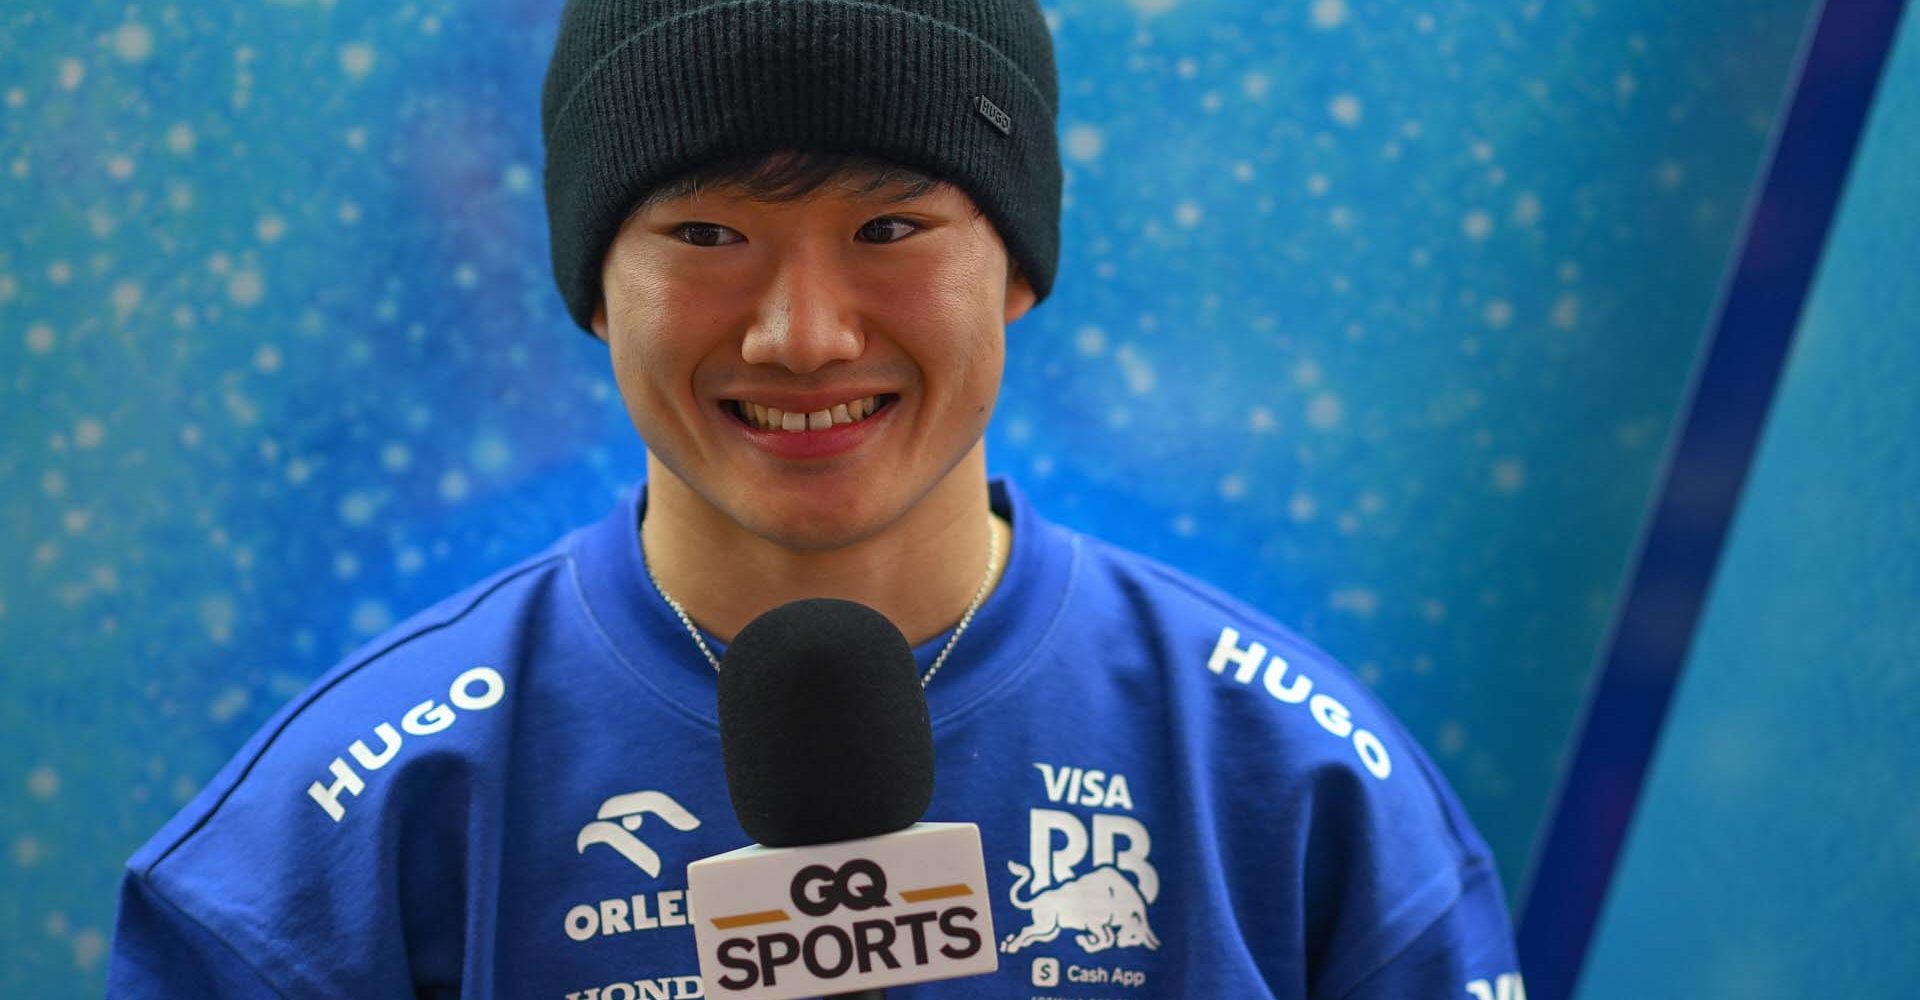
[717,598,935,847]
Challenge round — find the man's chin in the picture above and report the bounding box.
[722,491,902,554]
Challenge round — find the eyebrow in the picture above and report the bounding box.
[635,172,948,215]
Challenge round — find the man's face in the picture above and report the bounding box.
[591,173,1037,551]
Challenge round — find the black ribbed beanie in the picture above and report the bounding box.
[540,0,1063,335]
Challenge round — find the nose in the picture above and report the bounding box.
[739,247,865,375]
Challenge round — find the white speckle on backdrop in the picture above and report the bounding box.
[110,280,141,319]
[1327,92,1362,127]
[112,22,152,62]
[339,42,377,80]
[338,491,379,526]
[227,268,265,306]
[1553,292,1582,329]
[1064,123,1105,162]
[1483,298,1513,329]
[200,594,237,645]
[1306,392,1343,430]
[351,600,393,637]
[1330,587,1379,617]
[26,766,60,801]
[1512,191,1542,227]
[71,928,107,971]
[1615,70,1639,102]
[1492,458,1528,494]
[208,687,251,724]
[470,433,512,475]
[1462,209,1493,240]
[72,419,105,450]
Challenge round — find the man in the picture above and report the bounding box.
[108,1,1523,996]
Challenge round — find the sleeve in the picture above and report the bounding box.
[1329,855,1527,1000]
[106,869,291,999]
[100,660,490,998]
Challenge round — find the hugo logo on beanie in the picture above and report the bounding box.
[539,0,1064,334]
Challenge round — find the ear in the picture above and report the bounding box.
[590,298,609,343]
[1004,268,1038,326]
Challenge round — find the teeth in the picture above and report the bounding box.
[736,396,885,432]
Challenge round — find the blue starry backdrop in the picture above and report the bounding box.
[2,0,1817,992]
[1576,9,1920,996]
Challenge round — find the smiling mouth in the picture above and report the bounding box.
[723,394,899,433]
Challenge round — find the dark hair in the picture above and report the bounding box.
[629,149,1023,284]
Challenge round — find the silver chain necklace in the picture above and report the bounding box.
[641,518,1001,690]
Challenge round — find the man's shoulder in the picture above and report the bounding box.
[1059,528,1485,832]
[1064,529,1356,691]
[128,534,590,875]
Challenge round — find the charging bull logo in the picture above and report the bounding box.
[1000,762,1163,957]
[1000,861,1161,954]
[577,790,702,876]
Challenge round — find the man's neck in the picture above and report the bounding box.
[638,451,1010,647]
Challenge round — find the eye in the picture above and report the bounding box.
[857,217,922,244]
[671,222,741,248]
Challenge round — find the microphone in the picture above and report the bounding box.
[686,599,999,1000]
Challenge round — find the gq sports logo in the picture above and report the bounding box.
[705,858,987,992]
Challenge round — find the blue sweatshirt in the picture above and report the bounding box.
[108,478,1522,999]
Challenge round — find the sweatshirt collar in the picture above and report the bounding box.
[568,476,1077,731]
